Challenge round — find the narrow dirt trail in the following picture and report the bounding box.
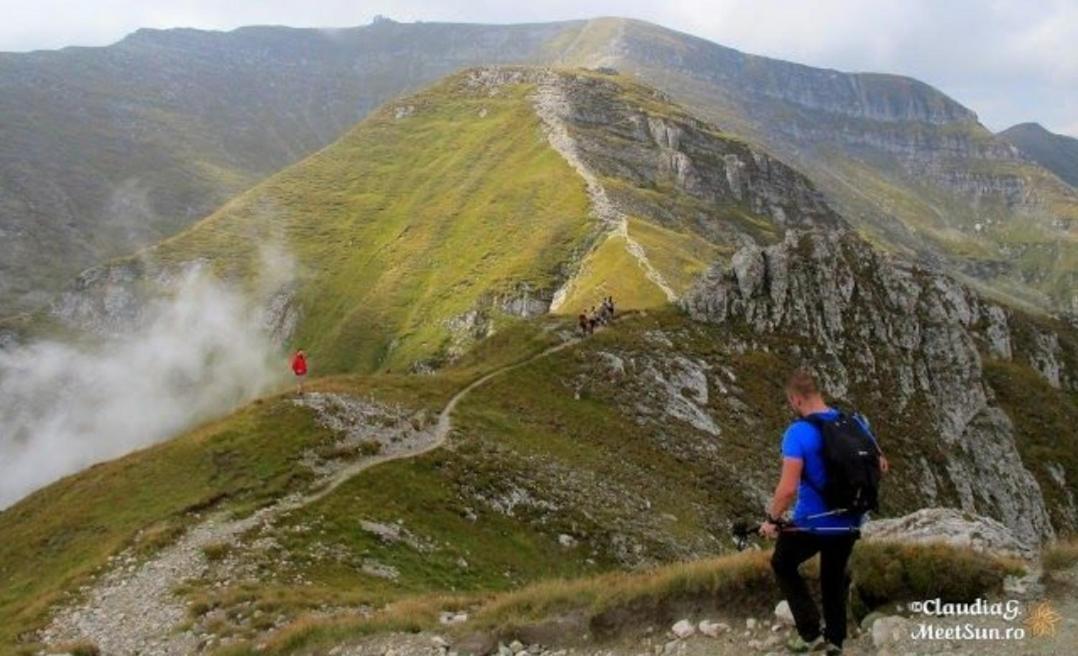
[42,337,580,655]
[531,72,677,309]
[302,336,579,507]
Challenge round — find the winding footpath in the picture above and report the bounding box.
[42,337,580,655]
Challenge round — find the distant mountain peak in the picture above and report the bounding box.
[1000,122,1078,188]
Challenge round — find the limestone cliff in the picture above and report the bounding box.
[683,229,1077,544]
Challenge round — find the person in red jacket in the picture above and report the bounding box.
[291,350,308,393]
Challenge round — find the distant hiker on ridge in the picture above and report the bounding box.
[291,349,309,393]
[759,368,887,655]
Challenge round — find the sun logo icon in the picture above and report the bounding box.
[1025,601,1063,638]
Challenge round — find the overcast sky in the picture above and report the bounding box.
[2,0,1075,135]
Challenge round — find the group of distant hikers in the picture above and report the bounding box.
[288,295,620,392]
[286,308,886,656]
[577,295,616,335]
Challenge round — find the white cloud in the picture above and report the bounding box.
[0,269,286,508]
[0,0,1074,133]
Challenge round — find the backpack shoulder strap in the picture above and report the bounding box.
[797,410,844,430]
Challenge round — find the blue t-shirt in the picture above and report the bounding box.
[781,409,872,530]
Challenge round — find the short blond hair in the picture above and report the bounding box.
[786,368,820,397]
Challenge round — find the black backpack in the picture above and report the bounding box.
[800,411,881,515]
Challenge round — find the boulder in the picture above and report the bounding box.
[671,619,695,639]
[774,600,795,626]
[871,615,910,649]
[697,619,727,637]
[862,508,1034,558]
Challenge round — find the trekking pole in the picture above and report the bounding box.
[731,519,860,551]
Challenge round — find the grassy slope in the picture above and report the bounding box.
[94,67,784,373]
[999,123,1078,189]
[236,541,1020,655]
[3,308,1072,652]
[0,319,563,650]
[141,74,593,374]
[985,358,1078,531]
[0,400,338,649]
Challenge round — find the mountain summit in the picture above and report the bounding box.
[48,67,841,373]
[1000,122,1078,188]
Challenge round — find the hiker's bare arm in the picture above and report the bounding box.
[768,457,801,518]
[761,457,801,538]
[879,454,890,475]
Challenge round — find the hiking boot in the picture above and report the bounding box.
[823,643,842,655]
[785,635,825,652]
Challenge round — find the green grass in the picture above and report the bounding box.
[850,541,1022,619]
[627,217,726,294]
[3,306,1072,652]
[0,316,571,651]
[0,399,336,649]
[556,233,669,313]
[984,359,1078,530]
[134,74,594,374]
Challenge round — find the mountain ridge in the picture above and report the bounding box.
[2,16,1075,318]
[1,63,1076,655]
[999,121,1078,188]
[33,66,846,375]
[580,18,1077,314]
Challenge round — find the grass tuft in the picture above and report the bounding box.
[212,540,1017,655]
[1042,537,1078,573]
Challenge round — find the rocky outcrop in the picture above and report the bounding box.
[862,507,1034,559]
[538,71,844,244]
[683,230,1076,544]
[530,70,678,306]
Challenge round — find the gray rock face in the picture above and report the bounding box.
[49,261,147,337]
[543,72,844,247]
[594,19,1078,314]
[682,230,1076,543]
[862,507,1035,559]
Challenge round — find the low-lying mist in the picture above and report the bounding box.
[0,269,288,509]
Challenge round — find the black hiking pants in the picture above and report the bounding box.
[771,529,859,647]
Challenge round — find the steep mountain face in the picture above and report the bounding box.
[683,229,1078,544]
[6,17,1076,320]
[562,18,1078,313]
[40,68,838,374]
[1000,122,1078,188]
[0,19,584,314]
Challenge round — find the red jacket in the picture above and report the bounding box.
[291,354,308,376]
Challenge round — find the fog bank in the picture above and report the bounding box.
[0,269,286,508]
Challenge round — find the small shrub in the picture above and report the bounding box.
[851,541,1020,617]
[1042,538,1078,572]
[53,641,100,656]
[202,542,233,562]
[133,521,186,555]
[315,441,382,460]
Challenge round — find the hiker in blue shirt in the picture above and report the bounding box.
[760,369,888,655]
